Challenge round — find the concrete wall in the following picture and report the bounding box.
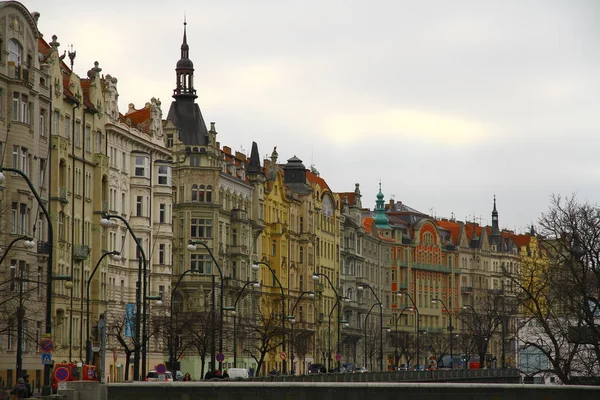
[107,382,600,400]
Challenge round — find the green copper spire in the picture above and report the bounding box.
[373,182,390,228]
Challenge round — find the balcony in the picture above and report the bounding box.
[37,241,50,255]
[462,286,473,294]
[231,209,248,222]
[398,282,408,290]
[230,245,249,256]
[73,244,90,261]
[411,263,451,274]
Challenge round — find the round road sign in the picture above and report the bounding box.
[156,363,167,374]
[40,338,55,353]
[279,352,287,360]
[335,353,342,361]
[54,366,70,382]
[216,353,225,362]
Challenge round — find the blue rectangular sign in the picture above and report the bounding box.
[125,303,135,338]
[42,352,52,365]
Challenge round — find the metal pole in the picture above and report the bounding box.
[337,299,342,372]
[233,313,237,368]
[211,274,216,372]
[16,269,23,379]
[379,303,383,371]
[0,166,54,395]
[169,269,196,377]
[87,251,119,364]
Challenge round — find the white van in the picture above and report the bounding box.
[227,368,249,379]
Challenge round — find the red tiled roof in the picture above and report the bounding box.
[80,80,96,110]
[306,171,331,192]
[337,192,356,206]
[38,37,51,57]
[363,217,374,234]
[510,234,531,248]
[120,106,151,133]
[435,220,461,243]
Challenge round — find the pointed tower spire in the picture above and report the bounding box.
[373,182,390,229]
[490,195,502,249]
[247,141,262,175]
[173,19,196,99]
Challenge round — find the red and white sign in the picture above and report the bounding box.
[279,352,287,360]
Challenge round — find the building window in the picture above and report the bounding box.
[159,203,166,223]
[190,155,200,167]
[74,121,81,147]
[20,94,28,123]
[206,185,212,203]
[190,254,212,274]
[84,125,91,152]
[158,244,165,265]
[39,158,46,187]
[8,39,22,66]
[157,165,171,185]
[166,134,173,147]
[95,131,102,153]
[12,145,18,169]
[64,115,70,138]
[12,92,18,121]
[21,148,28,175]
[58,211,65,240]
[191,185,198,202]
[134,156,149,177]
[0,88,4,118]
[11,202,17,234]
[53,110,60,135]
[190,218,212,238]
[39,108,47,136]
[136,196,143,216]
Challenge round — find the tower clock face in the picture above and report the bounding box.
[322,195,334,217]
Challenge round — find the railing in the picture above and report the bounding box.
[37,241,50,254]
[462,286,473,293]
[231,209,248,222]
[411,263,451,274]
[73,244,90,261]
[230,245,249,255]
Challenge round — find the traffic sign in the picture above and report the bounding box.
[42,352,52,365]
[156,363,167,374]
[40,338,55,353]
[335,353,342,361]
[54,366,70,382]
[279,352,287,360]
[216,353,225,362]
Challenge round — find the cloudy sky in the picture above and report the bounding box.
[29,0,599,232]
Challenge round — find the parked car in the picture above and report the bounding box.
[227,368,250,379]
[175,371,184,381]
[307,363,327,374]
[146,371,174,382]
[353,367,368,373]
[398,364,409,371]
[414,365,425,371]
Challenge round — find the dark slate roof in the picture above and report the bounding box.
[247,141,262,174]
[166,100,208,145]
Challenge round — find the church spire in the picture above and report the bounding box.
[373,182,390,229]
[173,19,196,99]
[490,195,501,249]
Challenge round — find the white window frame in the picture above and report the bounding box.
[134,156,149,178]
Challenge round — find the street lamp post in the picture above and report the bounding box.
[0,235,36,266]
[289,291,315,374]
[223,280,260,368]
[0,166,54,395]
[100,213,146,380]
[358,284,383,371]
[326,295,348,372]
[432,297,454,369]
[86,251,121,364]
[312,271,345,371]
[398,291,420,369]
[253,261,288,374]
[187,240,224,372]
[363,302,381,370]
[392,306,413,368]
[168,269,199,376]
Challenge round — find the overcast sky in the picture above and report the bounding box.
[29,0,599,232]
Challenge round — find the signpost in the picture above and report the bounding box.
[42,353,52,365]
[54,366,70,382]
[216,353,225,363]
[40,338,55,353]
[279,352,287,360]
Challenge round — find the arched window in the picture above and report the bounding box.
[8,39,22,65]
[198,185,205,202]
[206,185,212,203]
[191,184,198,202]
[346,287,354,301]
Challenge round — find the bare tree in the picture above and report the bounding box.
[454,333,477,369]
[106,309,139,381]
[241,302,283,376]
[426,332,451,367]
[504,195,600,383]
[185,310,212,379]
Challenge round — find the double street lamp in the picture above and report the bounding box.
[100,213,146,381]
[397,291,420,369]
[222,280,260,367]
[86,251,121,364]
[187,240,224,371]
[253,261,288,374]
[289,291,315,374]
[432,297,454,369]
[0,166,54,395]
[358,284,383,371]
[390,306,413,368]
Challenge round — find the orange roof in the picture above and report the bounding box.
[306,171,331,192]
[38,37,51,57]
[510,234,531,248]
[80,80,96,110]
[435,219,461,243]
[363,217,374,234]
[120,106,151,132]
[337,192,356,206]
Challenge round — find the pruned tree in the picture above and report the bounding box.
[241,301,283,376]
[454,333,477,369]
[106,308,139,381]
[394,331,417,367]
[426,332,451,367]
[185,310,212,379]
[504,194,600,383]
[290,329,312,374]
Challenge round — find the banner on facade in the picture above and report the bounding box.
[125,303,135,338]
